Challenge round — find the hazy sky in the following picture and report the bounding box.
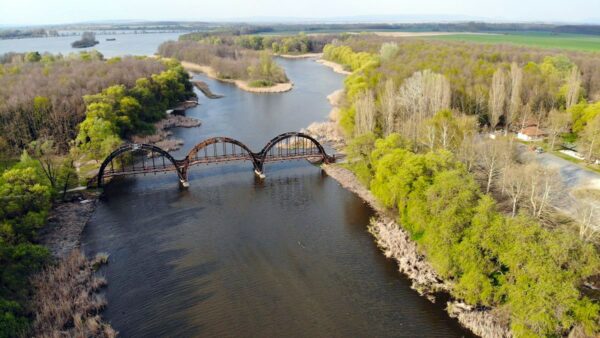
[1,0,599,26]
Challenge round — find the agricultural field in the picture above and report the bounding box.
[426,32,600,52]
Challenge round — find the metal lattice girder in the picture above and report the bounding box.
[95,132,335,187]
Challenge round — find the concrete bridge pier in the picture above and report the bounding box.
[179,179,190,188]
[254,169,266,179]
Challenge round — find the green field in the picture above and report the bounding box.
[426,32,600,52]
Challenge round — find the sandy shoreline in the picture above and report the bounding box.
[316,59,352,75]
[276,52,323,59]
[181,61,293,93]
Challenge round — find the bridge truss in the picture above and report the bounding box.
[95,132,335,188]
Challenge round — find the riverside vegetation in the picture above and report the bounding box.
[158,32,342,88]
[0,50,194,336]
[322,35,600,337]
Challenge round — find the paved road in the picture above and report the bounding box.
[517,144,600,218]
[536,152,600,190]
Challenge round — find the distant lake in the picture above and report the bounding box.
[0,32,181,57]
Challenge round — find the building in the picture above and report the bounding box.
[517,126,547,141]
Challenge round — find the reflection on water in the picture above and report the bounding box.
[83,58,473,337]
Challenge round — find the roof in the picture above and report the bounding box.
[519,126,547,137]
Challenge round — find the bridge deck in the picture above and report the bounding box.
[102,153,327,178]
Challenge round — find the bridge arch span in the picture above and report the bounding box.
[97,143,185,187]
[184,137,261,174]
[257,132,332,173]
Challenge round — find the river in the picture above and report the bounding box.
[79,57,474,337]
[0,32,181,57]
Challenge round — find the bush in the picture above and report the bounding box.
[248,79,274,87]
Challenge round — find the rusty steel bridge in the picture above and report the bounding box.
[95,132,335,188]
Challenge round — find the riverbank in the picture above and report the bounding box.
[308,86,510,337]
[192,80,224,99]
[303,89,345,148]
[316,59,352,75]
[131,114,201,152]
[35,191,116,337]
[276,52,322,59]
[321,164,511,338]
[181,61,293,93]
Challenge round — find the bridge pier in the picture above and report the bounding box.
[254,169,266,179]
[179,180,190,188]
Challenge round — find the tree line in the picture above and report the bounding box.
[179,32,340,55]
[327,36,600,336]
[0,52,169,155]
[158,39,288,87]
[324,35,600,163]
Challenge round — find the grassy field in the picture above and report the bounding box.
[426,32,600,52]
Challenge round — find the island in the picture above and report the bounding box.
[71,31,99,48]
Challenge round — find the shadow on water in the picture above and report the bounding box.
[83,58,475,337]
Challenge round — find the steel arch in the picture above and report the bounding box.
[183,136,261,173]
[257,132,332,173]
[97,143,185,187]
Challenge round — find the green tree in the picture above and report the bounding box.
[0,167,51,244]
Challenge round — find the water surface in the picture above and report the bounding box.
[0,32,180,57]
[83,57,474,337]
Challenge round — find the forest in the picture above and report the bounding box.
[158,39,288,87]
[324,35,600,336]
[0,52,193,336]
[0,51,183,154]
[179,31,339,54]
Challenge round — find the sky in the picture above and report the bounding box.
[1,0,599,26]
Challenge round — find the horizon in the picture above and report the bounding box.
[1,0,600,27]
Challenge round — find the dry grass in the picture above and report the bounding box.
[30,250,116,337]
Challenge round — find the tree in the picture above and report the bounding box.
[565,66,582,109]
[524,162,562,218]
[507,62,523,133]
[456,115,479,172]
[396,70,451,144]
[24,52,41,63]
[27,139,59,189]
[488,67,508,131]
[379,79,398,136]
[0,167,51,243]
[476,137,509,194]
[546,109,570,150]
[503,165,527,217]
[420,109,462,152]
[379,42,399,61]
[575,201,599,243]
[354,90,376,136]
[578,114,600,163]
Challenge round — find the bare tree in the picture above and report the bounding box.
[503,164,527,217]
[354,90,376,136]
[397,70,451,144]
[488,68,508,131]
[524,163,562,218]
[476,138,508,194]
[379,79,398,136]
[507,62,523,134]
[456,115,479,172]
[546,109,570,150]
[578,114,600,163]
[565,66,582,109]
[575,202,599,243]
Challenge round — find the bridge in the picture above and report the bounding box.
[95,132,335,188]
